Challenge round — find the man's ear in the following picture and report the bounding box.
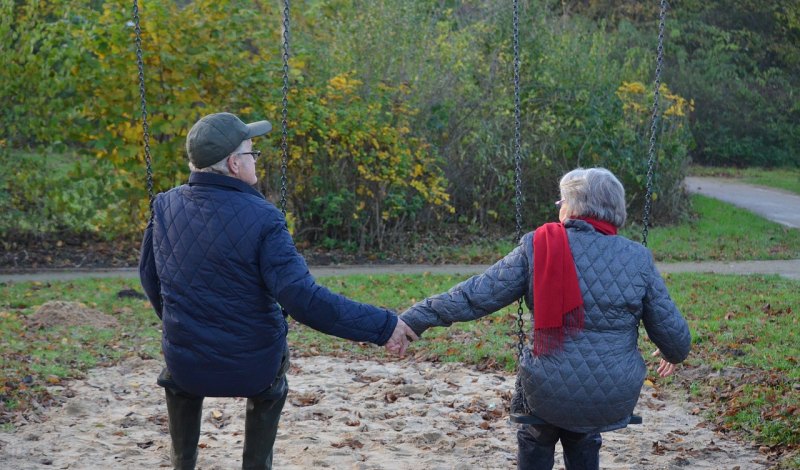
[227,154,239,175]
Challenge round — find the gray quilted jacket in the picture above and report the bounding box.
[400,219,691,433]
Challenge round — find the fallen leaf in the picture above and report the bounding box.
[137,440,154,449]
[331,438,363,449]
[290,392,321,407]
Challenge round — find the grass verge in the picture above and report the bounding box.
[689,165,800,195]
[380,193,800,265]
[1,273,798,465]
[623,195,800,261]
[399,192,800,264]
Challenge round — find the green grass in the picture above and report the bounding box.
[416,238,517,264]
[622,195,800,261]
[2,272,799,464]
[666,273,799,451]
[689,165,800,195]
[404,193,800,265]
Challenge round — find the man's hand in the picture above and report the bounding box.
[385,319,419,357]
[652,349,677,377]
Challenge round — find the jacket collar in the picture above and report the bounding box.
[188,172,265,200]
[564,219,595,232]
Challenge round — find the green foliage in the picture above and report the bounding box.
[307,1,693,228]
[71,0,284,234]
[0,150,120,240]
[1,0,451,245]
[286,74,453,249]
[1,0,710,245]
[665,0,800,167]
[552,0,800,168]
[0,1,88,147]
[520,15,693,224]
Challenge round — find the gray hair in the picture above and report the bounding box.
[559,167,627,227]
[188,140,248,176]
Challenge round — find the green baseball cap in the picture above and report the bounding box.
[186,112,272,169]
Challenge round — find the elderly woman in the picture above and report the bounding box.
[399,167,691,470]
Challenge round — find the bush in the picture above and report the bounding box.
[516,14,693,225]
[277,74,453,250]
[0,149,120,240]
[2,0,694,248]
[664,1,800,168]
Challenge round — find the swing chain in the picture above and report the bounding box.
[132,0,154,218]
[279,0,291,217]
[641,0,668,247]
[512,0,526,359]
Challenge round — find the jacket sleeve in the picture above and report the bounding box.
[641,256,691,364]
[138,217,163,319]
[399,234,531,338]
[258,218,397,346]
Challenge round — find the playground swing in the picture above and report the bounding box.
[507,0,669,426]
[134,0,667,429]
[131,0,293,218]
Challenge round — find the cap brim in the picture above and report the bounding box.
[245,120,272,138]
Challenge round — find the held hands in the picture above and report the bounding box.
[651,349,677,377]
[385,319,419,357]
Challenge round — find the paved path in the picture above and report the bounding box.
[2,259,799,284]
[685,176,800,228]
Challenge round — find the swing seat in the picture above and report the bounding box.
[509,413,642,426]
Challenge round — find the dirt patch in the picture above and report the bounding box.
[0,355,775,469]
[26,300,119,329]
[0,232,141,271]
[0,228,516,273]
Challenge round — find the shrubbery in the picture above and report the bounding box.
[2,0,700,249]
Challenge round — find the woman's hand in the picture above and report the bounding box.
[652,349,677,377]
[385,319,419,357]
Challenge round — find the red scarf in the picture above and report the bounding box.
[532,217,617,356]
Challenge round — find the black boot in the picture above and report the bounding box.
[164,386,204,470]
[242,376,288,470]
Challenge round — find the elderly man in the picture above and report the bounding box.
[139,112,416,470]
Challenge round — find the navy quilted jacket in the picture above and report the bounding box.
[400,219,690,433]
[140,172,397,397]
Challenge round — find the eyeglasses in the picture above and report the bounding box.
[237,150,261,162]
[555,199,565,208]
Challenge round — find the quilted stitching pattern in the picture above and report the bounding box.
[141,172,397,398]
[402,219,690,433]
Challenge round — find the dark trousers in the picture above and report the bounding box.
[517,424,602,470]
[161,351,290,470]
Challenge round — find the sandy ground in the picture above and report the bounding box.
[0,355,772,470]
